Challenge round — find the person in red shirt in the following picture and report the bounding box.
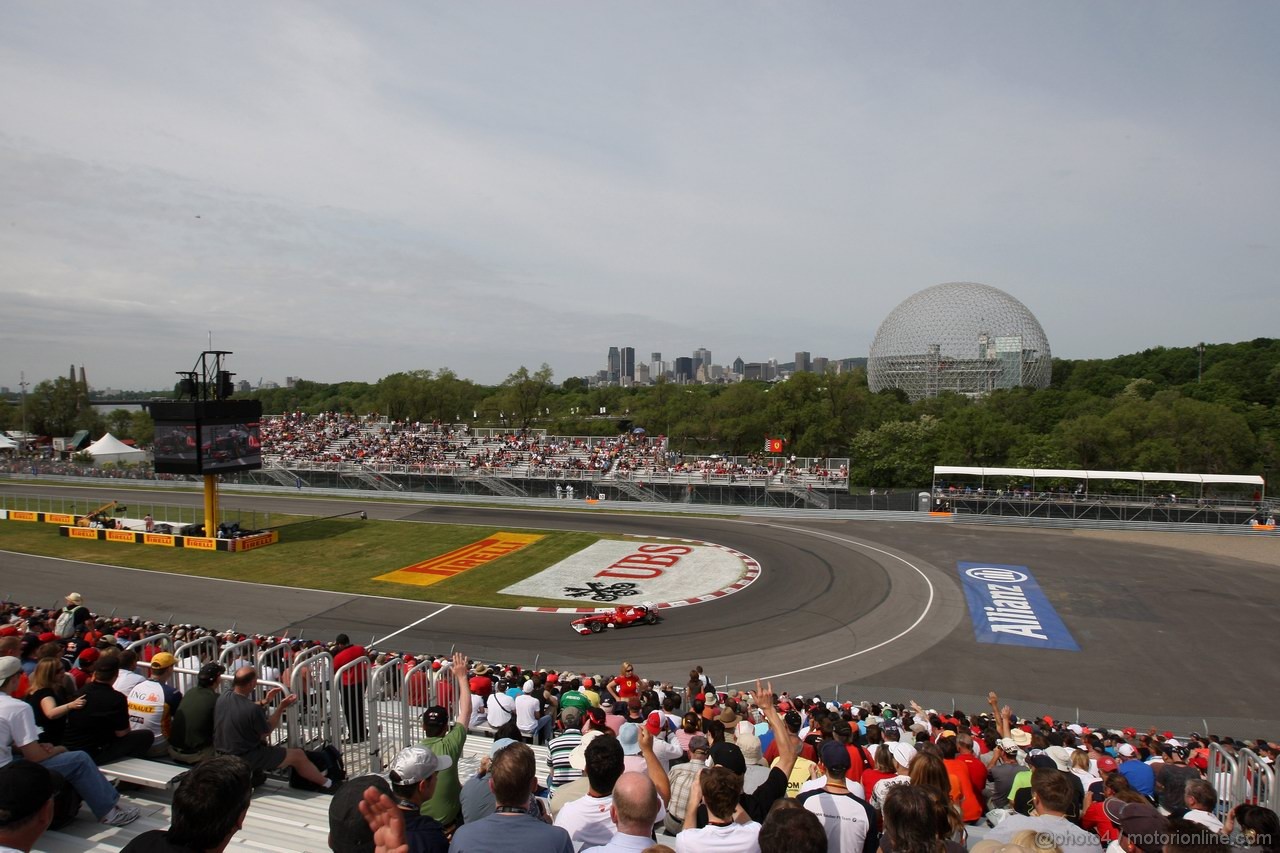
[607,662,640,703]
[764,711,817,763]
[331,633,369,744]
[468,663,493,699]
[955,731,988,801]
[938,733,984,823]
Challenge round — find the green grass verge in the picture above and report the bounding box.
[0,517,601,609]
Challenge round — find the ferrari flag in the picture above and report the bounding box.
[765,437,784,453]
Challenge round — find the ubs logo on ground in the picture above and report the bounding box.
[957,561,1079,651]
[503,539,750,605]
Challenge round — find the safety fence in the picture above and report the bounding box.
[122,634,461,776]
[1208,742,1279,816]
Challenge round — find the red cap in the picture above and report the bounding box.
[1162,731,1174,740]
[645,710,666,736]
[78,648,100,664]
[0,626,18,637]
[431,660,442,670]
[1097,755,1118,772]
[37,632,58,643]
[1123,728,1137,737]
[403,655,416,665]
[546,673,558,684]
[1044,716,1054,726]
[1190,755,1208,771]
[582,677,594,688]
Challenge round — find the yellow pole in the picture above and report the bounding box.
[203,475,219,538]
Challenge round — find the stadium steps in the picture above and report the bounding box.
[36,777,335,853]
[779,479,831,508]
[609,477,669,502]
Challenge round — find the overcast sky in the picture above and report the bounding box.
[2,2,1277,390]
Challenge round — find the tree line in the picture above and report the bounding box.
[3,339,1276,488]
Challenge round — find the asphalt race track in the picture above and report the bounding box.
[2,482,1278,736]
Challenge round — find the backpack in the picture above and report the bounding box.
[54,608,79,639]
[289,744,347,791]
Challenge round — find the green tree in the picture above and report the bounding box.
[496,364,554,431]
[27,378,82,436]
[130,411,155,446]
[106,409,134,438]
[849,416,941,487]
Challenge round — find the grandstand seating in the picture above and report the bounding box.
[258,412,851,490]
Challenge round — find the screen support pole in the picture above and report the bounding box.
[203,475,219,538]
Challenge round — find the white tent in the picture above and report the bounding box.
[84,433,146,465]
[0,434,17,452]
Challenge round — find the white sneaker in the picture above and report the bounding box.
[101,805,141,826]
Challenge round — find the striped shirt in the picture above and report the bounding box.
[546,727,583,791]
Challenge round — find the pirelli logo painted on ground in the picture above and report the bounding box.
[374,532,544,587]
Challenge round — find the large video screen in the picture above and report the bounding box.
[152,423,200,474]
[150,399,262,474]
[199,420,262,472]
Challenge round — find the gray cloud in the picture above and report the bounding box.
[1,1,1277,389]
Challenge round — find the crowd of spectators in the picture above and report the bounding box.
[3,595,1278,853]
[257,412,849,486]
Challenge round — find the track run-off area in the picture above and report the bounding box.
[1,481,1278,736]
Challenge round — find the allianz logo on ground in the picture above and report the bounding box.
[958,561,1079,651]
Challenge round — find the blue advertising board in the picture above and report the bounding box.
[957,562,1079,651]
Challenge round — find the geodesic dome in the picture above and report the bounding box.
[867,282,1051,401]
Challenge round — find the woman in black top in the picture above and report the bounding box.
[25,657,85,744]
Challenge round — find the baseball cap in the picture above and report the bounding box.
[618,723,641,755]
[819,740,852,772]
[1097,755,1118,773]
[0,657,22,682]
[77,648,101,666]
[0,626,17,638]
[688,735,710,755]
[582,677,594,688]
[998,738,1020,753]
[645,710,668,736]
[37,632,57,644]
[150,652,177,670]
[709,742,747,775]
[0,762,60,827]
[388,746,451,786]
[1117,743,1136,757]
[880,718,900,733]
[1026,751,1057,770]
[489,738,518,757]
[198,662,226,685]
[522,680,534,694]
[423,706,448,727]
[1105,799,1169,853]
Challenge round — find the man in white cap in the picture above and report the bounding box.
[54,593,89,639]
[386,746,450,853]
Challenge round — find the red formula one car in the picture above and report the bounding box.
[571,603,661,635]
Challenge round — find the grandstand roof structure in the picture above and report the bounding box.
[934,465,1265,494]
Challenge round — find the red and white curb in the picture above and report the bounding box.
[517,536,761,613]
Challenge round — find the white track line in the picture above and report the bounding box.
[372,605,453,647]
[720,523,937,687]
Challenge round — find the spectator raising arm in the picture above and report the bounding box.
[636,725,671,805]
[988,692,1012,740]
[452,651,472,729]
[756,679,798,780]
